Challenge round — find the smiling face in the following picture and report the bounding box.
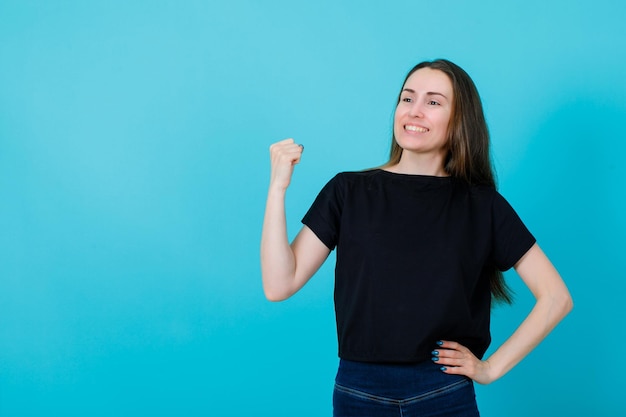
[393,67,454,167]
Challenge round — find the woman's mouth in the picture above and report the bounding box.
[405,125,429,133]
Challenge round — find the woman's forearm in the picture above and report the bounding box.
[484,288,573,381]
[260,186,297,301]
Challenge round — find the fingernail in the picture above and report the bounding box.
[431,357,439,362]
[431,350,439,356]
[440,366,447,372]
[436,340,443,346]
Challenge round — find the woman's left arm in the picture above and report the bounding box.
[435,243,573,384]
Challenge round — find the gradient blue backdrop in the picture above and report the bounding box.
[1,1,625,416]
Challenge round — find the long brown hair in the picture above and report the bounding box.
[385,59,513,303]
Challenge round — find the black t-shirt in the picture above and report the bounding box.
[302,169,536,363]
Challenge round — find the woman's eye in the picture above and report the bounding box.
[427,100,440,106]
[402,97,412,103]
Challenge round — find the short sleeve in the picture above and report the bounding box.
[301,174,344,250]
[491,192,536,271]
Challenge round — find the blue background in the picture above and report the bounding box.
[1,1,625,416]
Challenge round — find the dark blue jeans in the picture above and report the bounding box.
[333,359,480,417]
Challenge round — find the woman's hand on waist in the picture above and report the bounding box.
[431,340,495,385]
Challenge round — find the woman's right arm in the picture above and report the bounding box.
[261,139,331,301]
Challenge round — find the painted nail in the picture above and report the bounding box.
[431,350,439,356]
[436,340,443,346]
[440,366,447,372]
[432,357,439,362]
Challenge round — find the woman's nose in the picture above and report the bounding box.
[408,102,424,117]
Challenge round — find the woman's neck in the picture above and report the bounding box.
[385,152,448,177]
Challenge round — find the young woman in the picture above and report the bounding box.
[261,59,572,416]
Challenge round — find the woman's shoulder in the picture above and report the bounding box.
[328,168,383,184]
[314,169,387,199]
[467,182,498,196]
[465,183,520,214]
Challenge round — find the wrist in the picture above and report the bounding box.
[483,358,504,383]
[268,182,289,195]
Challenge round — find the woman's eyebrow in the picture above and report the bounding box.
[401,88,448,99]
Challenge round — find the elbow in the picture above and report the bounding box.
[264,289,289,302]
[260,269,286,301]
[262,282,294,302]
[556,290,574,319]
[564,293,574,316]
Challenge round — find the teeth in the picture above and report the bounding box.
[405,125,428,132]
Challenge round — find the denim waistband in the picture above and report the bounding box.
[335,358,471,400]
